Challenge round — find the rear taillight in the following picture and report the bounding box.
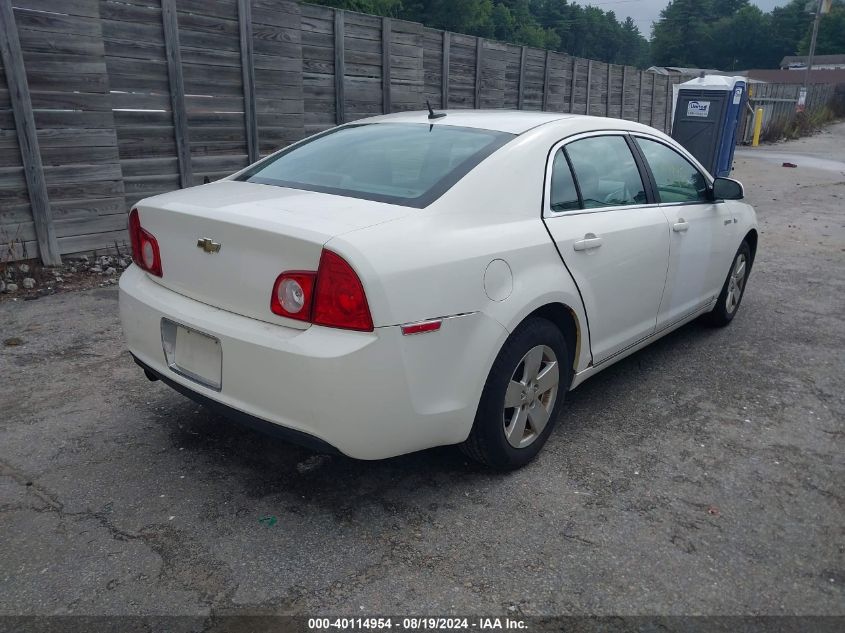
[128,208,163,277]
[312,250,373,331]
[271,271,315,321]
[270,249,373,332]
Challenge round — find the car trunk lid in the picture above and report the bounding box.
[134,180,411,328]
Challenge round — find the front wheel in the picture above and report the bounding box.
[705,240,751,327]
[460,318,570,470]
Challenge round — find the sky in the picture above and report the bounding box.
[588,0,787,37]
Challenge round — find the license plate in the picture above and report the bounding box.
[161,319,222,391]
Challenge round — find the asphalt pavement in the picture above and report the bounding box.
[1,124,843,620]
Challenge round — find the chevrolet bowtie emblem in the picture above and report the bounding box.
[196,238,221,253]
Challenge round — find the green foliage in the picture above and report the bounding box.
[308,0,404,15]
[307,0,843,70]
[652,0,845,70]
[798,0,845,56]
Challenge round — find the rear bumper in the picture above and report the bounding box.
[131,354,341,454]
[119,265,507,459]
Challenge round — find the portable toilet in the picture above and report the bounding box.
[671,75,747,177]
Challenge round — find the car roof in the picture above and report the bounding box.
[359,110,658,136]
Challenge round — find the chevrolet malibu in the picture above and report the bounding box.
[120,110,757,469]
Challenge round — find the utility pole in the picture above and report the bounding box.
[800,0,825,110]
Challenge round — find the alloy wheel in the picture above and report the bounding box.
[726,252,747,314]
[502,345,559,449]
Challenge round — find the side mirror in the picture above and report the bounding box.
[712,177,744,200]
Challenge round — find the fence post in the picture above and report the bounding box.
[637,70,644,123]
[474,38,482,109]
[542,50,551,112]
[238,0,258,162]
[569,58,577,113]
[517,46,526,110]
[0,0,61,265]
[585,60,592,114]
[606,64,612,117]
[650,73,657,127]
[620,66,627,119]
[665,77,673,133]
[381,17,391,114]
[441,32,450,108]
[334,10,345,124]
[161,0,192,188]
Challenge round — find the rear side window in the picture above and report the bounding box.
[636,137,709,203]
[549,150,580,212]
[565,135,647,209]
[236,123,514,208]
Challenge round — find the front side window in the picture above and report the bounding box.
[565,135,647,209]
[636,137,709,203]
[236,123,514,208]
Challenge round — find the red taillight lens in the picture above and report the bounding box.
[313,250,373,332]
[269,249,372,331]
[270,271,316,321]
[128,208,142,265]
[128,208,163,277]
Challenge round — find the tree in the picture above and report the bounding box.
[769,0,814,62]
[798,0,845,56]
[650,0,714,67]
[306,0,403,15]
[619,17,650,69]
[650,0,845,69]
[708,4,772,70]
[400,0,495,34]
[306,1,653,69]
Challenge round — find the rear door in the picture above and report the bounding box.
[543,132,670,365]
[632,135,735,330]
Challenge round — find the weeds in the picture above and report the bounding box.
[761,106,838,143]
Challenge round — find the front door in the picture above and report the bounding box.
[543,133,671,365]
[633,135,736,329]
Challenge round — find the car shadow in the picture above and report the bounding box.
[164,316,724,508]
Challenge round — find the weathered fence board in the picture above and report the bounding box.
[2,0,125,264]
[0,0,60,264]
[0,0,840,264]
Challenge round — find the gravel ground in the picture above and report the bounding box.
[1,124,843,620]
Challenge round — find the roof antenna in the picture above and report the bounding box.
[426,99,446,120]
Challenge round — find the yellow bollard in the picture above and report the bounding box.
[752,107,763,147]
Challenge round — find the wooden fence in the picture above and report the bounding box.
[0,0,840,264]
[744,82,837,142]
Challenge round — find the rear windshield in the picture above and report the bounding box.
[235,123,514,208]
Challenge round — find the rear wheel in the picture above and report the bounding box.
[461,318,570,470]
[706,241,751,327]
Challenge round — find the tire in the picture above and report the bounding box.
[705,240,752,327]
[460,317,571,470]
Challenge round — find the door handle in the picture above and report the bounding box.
[573,234,603,251]
[673,219,689,232]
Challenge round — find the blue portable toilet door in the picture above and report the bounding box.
[671,89,729,177]
[715,82,746,177]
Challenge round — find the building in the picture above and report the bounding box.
[743,68,845,84]
[780,54,845,70]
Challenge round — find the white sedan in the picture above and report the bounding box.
[120,110,757,469]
